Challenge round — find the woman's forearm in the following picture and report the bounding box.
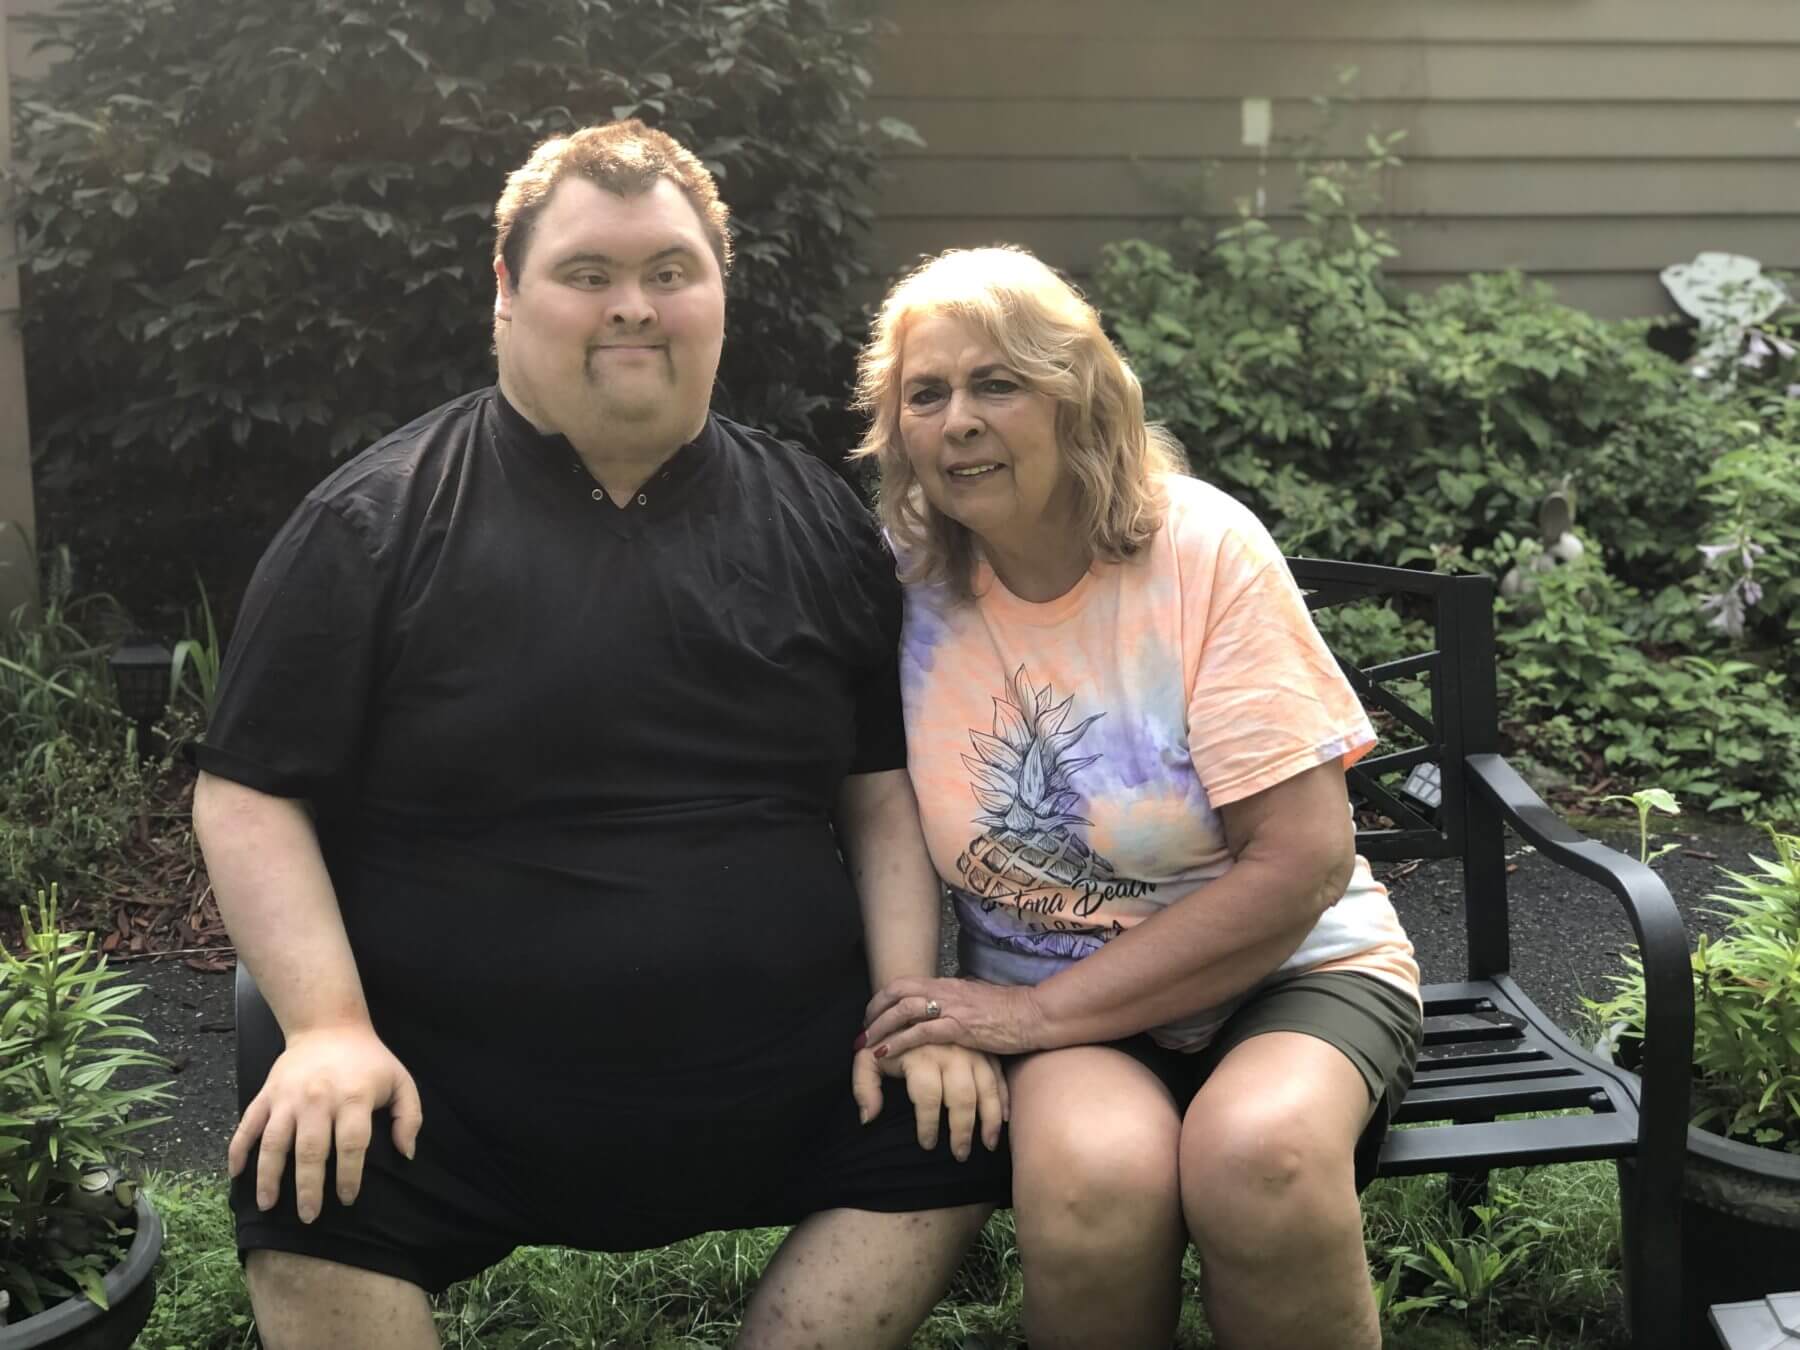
[1026,851,1349,1050]
[837,768,944,986]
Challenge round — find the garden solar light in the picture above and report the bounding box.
[1399,760,1443,814]
[1709,1291,1800,1349]
[109,636,173,751]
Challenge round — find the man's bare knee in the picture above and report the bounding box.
[247,1249,438,1350]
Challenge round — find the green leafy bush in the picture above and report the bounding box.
[1482,546,1800,818]
[1689,402,1800,675]
[0,557,195,908]
[0,736,150,909]
[13,0,910,608]
[0,889,172,1316]
[1100,235,1726,594]
[1593,829,1800,1153]
[1097,145,1800,816]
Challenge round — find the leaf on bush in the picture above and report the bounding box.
[876,116,926,149]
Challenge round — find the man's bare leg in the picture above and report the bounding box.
[735,1203,991,1350]
[247,1250,440,1350]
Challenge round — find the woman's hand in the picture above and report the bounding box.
[852,1042,1009,1159]
[859,975,1050,1060]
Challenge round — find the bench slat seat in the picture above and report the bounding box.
[1381,1113,1640,1175]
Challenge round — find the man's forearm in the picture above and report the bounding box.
[193,771,373,1036]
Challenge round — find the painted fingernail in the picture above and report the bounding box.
[873,1044,889,1059]
[852,1031,867,1051]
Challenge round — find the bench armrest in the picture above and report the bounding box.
[1464,753,1693,1147]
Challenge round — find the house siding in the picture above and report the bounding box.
[869,0,1800,316]
[1,0,41,618]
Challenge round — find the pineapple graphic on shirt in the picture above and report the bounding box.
[957,665,1117,899]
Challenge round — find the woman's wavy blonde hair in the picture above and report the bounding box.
[852,245,1185,599]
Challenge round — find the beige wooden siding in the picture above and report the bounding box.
[1,0,41,618]
[6,0,64,84]
[870,0,1800,317]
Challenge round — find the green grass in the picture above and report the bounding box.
[137,1161,1629,1349]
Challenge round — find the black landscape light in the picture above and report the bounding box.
[109,636,174,756]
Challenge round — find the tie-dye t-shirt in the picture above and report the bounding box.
[901,473,1420,1052]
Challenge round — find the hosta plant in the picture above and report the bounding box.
[0,888,171,1320]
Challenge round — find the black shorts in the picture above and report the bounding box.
[1104,970,1423,1192]
[233,1036,1009,1294]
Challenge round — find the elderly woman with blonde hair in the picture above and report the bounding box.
[850,246,1424,1350]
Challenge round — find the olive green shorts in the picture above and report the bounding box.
[1106,970,1424,1192]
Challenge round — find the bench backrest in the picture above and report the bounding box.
[1286,557,1511,978]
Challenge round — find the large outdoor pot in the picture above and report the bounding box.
[1619,1124,1800,1349]
[0,1193,163,1350]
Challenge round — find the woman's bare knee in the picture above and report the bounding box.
[247,1249,437,1350]
[1010,1048,1184,1264]
[1178,1036,1370,1260]
[1008,1048,1186,1350]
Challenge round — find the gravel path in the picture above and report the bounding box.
[119,815,1773,1178]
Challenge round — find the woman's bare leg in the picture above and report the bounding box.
[1008,1045,1187,1350]
[1179,1031,1379,1350]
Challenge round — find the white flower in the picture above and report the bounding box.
[1699,588,1747,639]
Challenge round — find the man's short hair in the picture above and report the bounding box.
[493,120,734,282]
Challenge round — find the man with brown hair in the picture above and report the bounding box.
[192,120,1008,1350]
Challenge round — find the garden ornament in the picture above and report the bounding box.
[1499,482,1584,599]
[1660,251,1789,370]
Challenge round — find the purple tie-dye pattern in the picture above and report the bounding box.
[1083,720,1162,791]
[900,589,952,696]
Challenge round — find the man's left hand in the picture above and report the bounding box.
[851,1043,1008,1159]
[860,975,1048,1061]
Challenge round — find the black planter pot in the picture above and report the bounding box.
[0,1194,163,1350]
[1619,1124,1800,1349]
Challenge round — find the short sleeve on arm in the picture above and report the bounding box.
[1185,545,1375,809]
[195,500,382,803]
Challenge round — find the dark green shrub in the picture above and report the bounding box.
[1096,150,1800,817]
[1483,546,1800,818]
[0,558,162,906]
[1098,231,1727,596]
[1689,394,1800,677]
[12,0,910,610]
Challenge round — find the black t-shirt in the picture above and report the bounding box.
[199,388,905,1136]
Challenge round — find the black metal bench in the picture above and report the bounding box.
[1291,558,1693,1350]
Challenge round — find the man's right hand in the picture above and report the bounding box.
[228,1024,424,1223]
